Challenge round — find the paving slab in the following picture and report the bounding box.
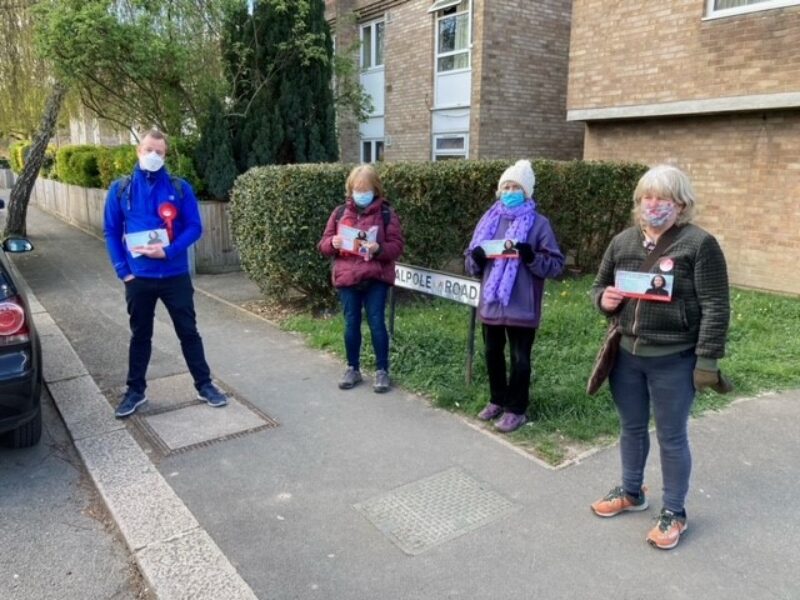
[47,374,125,441]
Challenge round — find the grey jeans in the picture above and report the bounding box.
[609,347,696,512]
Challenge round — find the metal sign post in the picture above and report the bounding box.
[391,263,481,384]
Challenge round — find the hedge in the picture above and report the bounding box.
[12,140,203,193]
[9,141,31,174]
[230,159,647,304]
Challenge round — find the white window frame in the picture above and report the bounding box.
[359,18,385,71]
[434,0,471,75]
[704,0,800,19]
[427,0,462,12]
[361,138,385,164]
[432,133,469,161]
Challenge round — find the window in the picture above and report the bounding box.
[706,0,800,18]
[362,139,385,163]
[434,0,470,73]
[360,19,385,69]
[433,134,468,160]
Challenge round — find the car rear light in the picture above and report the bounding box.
[0,296,30,344]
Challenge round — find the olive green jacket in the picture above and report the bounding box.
[591,224,730,369]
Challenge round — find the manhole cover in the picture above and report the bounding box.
[354,467,519,555]
[105,373,278,456]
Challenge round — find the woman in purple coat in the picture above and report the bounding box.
[465,160,565,433]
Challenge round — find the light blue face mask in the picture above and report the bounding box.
[500,189,525,208]
[353,190,374,207]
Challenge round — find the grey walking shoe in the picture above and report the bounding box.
[339,366,363,390]
[373,369,390,393]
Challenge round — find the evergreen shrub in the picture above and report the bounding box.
[230,159,647,304]
[55,145,102,187]
[9,141,31,174]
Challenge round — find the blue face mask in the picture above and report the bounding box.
[353,190,374,207]
[500,189,525,208]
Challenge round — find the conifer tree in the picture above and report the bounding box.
[225,0,338,169]
[195,96,238,200]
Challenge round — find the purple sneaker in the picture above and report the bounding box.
[495,412,527,433]
[477,403,504,421]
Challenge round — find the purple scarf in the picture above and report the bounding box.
[468,199,537,306]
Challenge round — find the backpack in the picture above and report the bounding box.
[116,174,185,210]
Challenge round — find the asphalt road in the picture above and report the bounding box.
[0,389,149,600]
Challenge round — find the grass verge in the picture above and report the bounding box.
[279,277,800,465]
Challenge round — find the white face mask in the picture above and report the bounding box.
[139,151,164,172]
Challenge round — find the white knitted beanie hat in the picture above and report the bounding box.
[498,159,535,198]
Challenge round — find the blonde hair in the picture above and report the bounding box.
[345,164,384,199]
[633,164,696,225]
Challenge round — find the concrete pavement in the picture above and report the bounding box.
[10,203,800,599]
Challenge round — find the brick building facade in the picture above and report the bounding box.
[567,0,800,294]
[326,0,583,164]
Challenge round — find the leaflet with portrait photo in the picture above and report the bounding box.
[615,270,674,302]
[125,228,170,258]
[480,239,519,259]
[338,224,378,257]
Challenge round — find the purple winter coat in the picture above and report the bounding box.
[465,214,565,328]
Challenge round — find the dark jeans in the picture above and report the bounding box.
[482,324,537,415]
[338,281,390,371]
[609,347,696,513]
[125,274,212,393]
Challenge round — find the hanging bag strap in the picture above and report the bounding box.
[638,224,681,273]
[586,225,682,396]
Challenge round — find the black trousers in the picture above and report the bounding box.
[482,324,537,415]
[125,274,212,393]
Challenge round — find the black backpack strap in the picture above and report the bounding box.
[116,176,133,210]
[169,175,184,201]
[335,204,346,224]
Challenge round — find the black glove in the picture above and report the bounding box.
[515,242,536,264]
[471,246,488,272]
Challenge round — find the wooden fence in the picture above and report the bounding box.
[20,175,240,273]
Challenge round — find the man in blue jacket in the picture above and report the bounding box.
[104,129,228,418]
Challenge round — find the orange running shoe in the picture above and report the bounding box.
[647,509,688,550]
[590,485,648,518]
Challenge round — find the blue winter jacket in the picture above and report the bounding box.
[103,165,202,280]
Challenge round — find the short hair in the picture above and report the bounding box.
[139,128,169,149]
[345,164,384,199]
[632,164,696,225]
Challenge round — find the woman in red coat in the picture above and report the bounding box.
[318,165,405,393]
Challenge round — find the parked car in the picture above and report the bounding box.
[0,199,42,448]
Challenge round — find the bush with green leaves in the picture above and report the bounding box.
[230,159,647,305]
[9,141,31,174]
[48,140,203,194]
[55,145,102,188]
[0,157,9,169]
[97,145,137,188]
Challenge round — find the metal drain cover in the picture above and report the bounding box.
[354,467,519,555]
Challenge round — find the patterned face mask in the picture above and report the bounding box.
[641,202,675,228]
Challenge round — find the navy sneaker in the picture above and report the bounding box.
[197,383,228,407]
[115,389,147,419]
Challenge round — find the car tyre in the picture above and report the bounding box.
[3,408,42,448]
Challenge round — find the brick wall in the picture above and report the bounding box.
[329,0,583,162]
[584,110,800,295]
[383,0,434,161]
[568,1,800,111]
[474,0,583,160]
[331,0,361,163]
